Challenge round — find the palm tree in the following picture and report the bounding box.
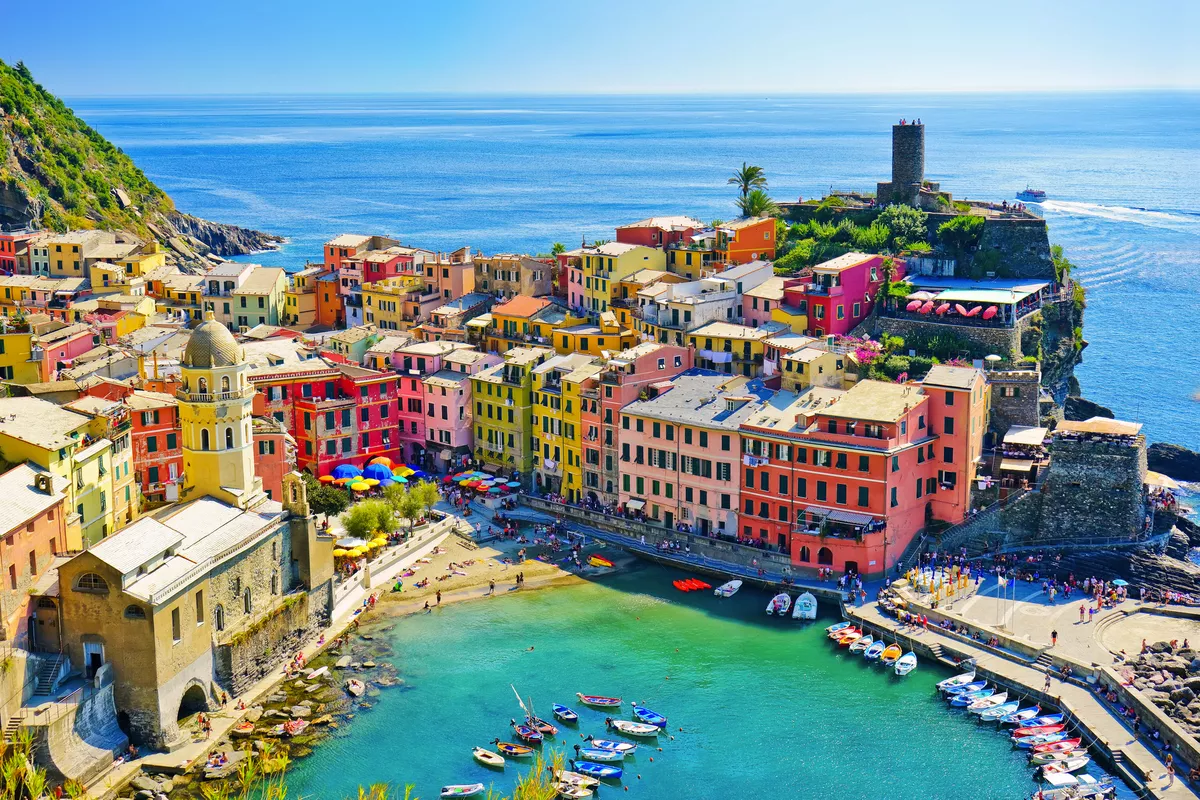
[728,162,767,200]
[736,188,778,218]
[550,242,566,256]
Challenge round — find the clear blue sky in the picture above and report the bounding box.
[7,0,1199,96]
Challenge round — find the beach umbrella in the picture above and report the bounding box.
[349,481,370,491]
[395,476,409,484]
[954,303,969,316]
[908,290,935,301]
[337,537,367,548]
[982,306,999,320]
[506,481,521,488]
[905,300,922,311]
[475,484,491,493]
[966,305,983,317]
[411,469,428,479]
[332,549,348,557]
[364,478,380,486]
[935,302,950,315]
[369,456,393,467]
[442,476,453,483]
[332,464,362,480]
[398,468,415,477]
[363,463,393,481]
[318,475,336,483]
[333,477,350,486]
[489,487,503,494]
[379,478,396,488]
[1112,579,1129,587]
[919,301,934,314]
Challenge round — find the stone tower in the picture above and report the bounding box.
[177,312,263,507]
[877,123,926,206]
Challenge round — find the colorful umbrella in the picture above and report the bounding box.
[363,463,393,481]
[489,487,503,493]
[398,468,415,477]
[395,476,409,484]
[369,456,393,467]
[905,299,922,311]
[411,470,429,480]
[364,478,380,486]
[966,305,983,317]
[935,302,950,315]
[379,478,396,488]
[982,306,999,320]
[332,549,348,557]
[954,303,969,316]
[506,481,521,488]
[443,476,454,483]
[349,481,370,491]
[333,477,350,486]
[332,464,362,480]
[475,484,490,492]
[319,475,336,483]
[919,301,934,314]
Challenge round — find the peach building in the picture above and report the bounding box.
[423,348,501,474]
[0,464,68,644]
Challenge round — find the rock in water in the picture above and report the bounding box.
[1148,442,1200,482]
[335,656,352,668]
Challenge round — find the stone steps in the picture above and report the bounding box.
[33,654,62,696]
[2,713,23,744]
[1034,653,1055,671]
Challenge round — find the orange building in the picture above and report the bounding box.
[315,273,344,328]
[252,416,295,501]
[717,217,776,264]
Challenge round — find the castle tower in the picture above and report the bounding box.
[877,122,926,206]
[177,312,263,507]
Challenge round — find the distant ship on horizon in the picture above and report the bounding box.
[1017,187,1047,202]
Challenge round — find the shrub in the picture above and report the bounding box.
[937,215,985,255]
[340,502,379,540]
[877,204,928,251]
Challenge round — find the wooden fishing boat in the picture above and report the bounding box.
[556,770,600,789]
[950,688,994,707]
[999,706,1042,725]
[829,625,859,641]
[1041,756,1091,774]
[556,785,593,800]
[849,634,874,653]
[587,555,614,569]
[792,592,818,620]
[838,631,863,648]
[1011,713,1064,728]
[440,784,485,798]
[552,704,578,723]
[863,641,886,660]
[510,720,544,743]
[766,593,791,615]
[1015,731,1068,748]
[967,691,1008,713]
[880,644,903,665]
[231,722,256,738]
[826,621,852,635]
[569,760,622,780]
[631,703,667,727]
[584,737,637,754]
[936,671,976,692]
[606,718,659,737]
[525,716,558,735]
[894,652,918,676]
[472,747,505,768]
[1030,738,1082,754]
[944,680,987,696]
[978,701,1019,721]
[491,740,534,757]
[714,580,742,598]
[1013,723,1066,738]
[576,693,621,708]
[1030,749,1088,766]
[574,745,624,762]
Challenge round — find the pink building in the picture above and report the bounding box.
[617,368,768,536]
[393,340,467,468]
[422,349,501,473]
[615,216,703,249]
[422,247,475,303]
[35,322,99,381]
[781,253,904,337]
[742,276,787,328]
[252,416,295,502]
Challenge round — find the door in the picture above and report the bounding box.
[83,642,104,678]
[699,518,711,536]
[664,511,674,530]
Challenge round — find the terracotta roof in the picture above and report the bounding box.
[492,296,552,319]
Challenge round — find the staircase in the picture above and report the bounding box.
[2,712,23,744]
[1034,653,1055,671]
[33,653,63,696]
[927,642,945,662]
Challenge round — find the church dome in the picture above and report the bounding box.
[183,312,243,369]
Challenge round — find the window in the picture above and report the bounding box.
[699,431,708,448]
[200,429,210,451]
[835,484,847,504]
[945,391,955,406]
[172,608,181,642]
[835,452,847,469]
[243,587,253,614]
[797,477,807,498]
[225,428,234,449]
[858,455,870,472]
[890,487,898,507]
[943,447,954,463]
[944,417,955,435]
[76,573,108,592]
[857,486,869,508]
[195,590,205,624]
[745,469,755,488]
[816,481,827,501]
[146,436,158,453]
[891,455,899,472]
[123,604,146,619]
[166,433,177,450]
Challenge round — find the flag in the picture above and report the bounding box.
[998,575,1008,587]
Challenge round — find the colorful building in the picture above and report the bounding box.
[126,390,183,503]
[531,353,597,497]
[615,216,703,249]
[422,349,501,474]
[471,347,552,480]
[688,321,778,377]
[780,253,902,337]
[283,267,321,328]
[564,242,666,317]
[486,296,581,354]
[393,340,465,467]
[475,254,553,299]
[0,464,68,643]
[715,217,776,264]
[252,416,295,501]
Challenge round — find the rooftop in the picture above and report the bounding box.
[64,395,123,418]
[206,262,254,278]
[621,369,773,429]
[812,252,875,274]
[492,296,552,319]
[819,380,925,424]
[444,349,493,366]
[744,276,787,300]
[0,463,68,534]
[618,215,703,231]
[1055,418,1144,438]
[720,216,770,232]
[423,369,470,389]
[329,326,377,345]
[579,242,642,257]
[433,293,492,315]
[922,364,984,390]
[326,234,373,249]
[0,397,90,450]
[1004,425,1048,446]
[233,267,286,295]
[126,390,178,411]
[742,386,847,435]
[503,346,554,367]
[690,321,773,341]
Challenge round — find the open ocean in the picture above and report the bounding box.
[69,92,1200,447]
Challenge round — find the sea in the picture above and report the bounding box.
[69,93,1200,448]
[277,562,1119,800]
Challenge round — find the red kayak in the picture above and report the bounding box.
[673,580,690,591]
[1013,724,1065,738]
[1032,738,1082,754]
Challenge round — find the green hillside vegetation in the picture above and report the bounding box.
[772,203,931,274]
[0,59,173,234]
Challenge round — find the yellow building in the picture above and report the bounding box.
[769,303,809,333]
[283,266,321,328]
[0,396,123,548]
[779,346,848,392]
[486,296,582,354]
[560,361,602,504]
[552,314,639,357]
[361,275,425,331]
[531,353,596,496]
[688,321,774,378]
[666,244,719,280]
[574,242,666,316]
[114,241,168,277]
[471,346,552,479]
[0,328,41,384]
[158,272,206,322]
[611,269,686,328]
[64,394,139,529]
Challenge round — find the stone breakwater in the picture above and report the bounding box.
[1125,642,1200,740]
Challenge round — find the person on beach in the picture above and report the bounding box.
[1050,629,1058,646]
[1044,674,1052,692]
[489,579,495,595]
[436,589,442,605]
[423,601,431,613]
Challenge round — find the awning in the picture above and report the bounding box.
[625,499,646,511]
[1003,425,1048,446]
[482,464,501,474]
[1146,470,1181,490]
[803,506,875,526]
[999,458,1035,472]
[439,449,453,461]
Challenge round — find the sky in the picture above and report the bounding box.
[5,0,1199,96]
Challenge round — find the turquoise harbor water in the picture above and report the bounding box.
[70,92,1200,448]
[281,564,1097,800]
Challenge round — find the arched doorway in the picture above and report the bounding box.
[817,547,833,566]
[177,683,209,721]
[844,560,859,576]
[799,546,811,563]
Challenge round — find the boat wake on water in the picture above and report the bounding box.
[1039,200,1200,235]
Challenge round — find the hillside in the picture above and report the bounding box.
[0,59,279,259]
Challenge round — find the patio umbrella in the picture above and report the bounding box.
[966,305,983,317]
[349,481,370,491]
[908,290,935,301]
[332,549,349,557]
[337,537,367,549]
[398,468,415,477]
[332,464,362,480]
[379,478,396,488]
[333,477,350,486]
[954,303,969,316]
[364,478,380,486]
[442,476,454,483]
[395,476,409,484]
[369,456,393,467]
[475,484,490,492]
[905,300,922,311]
[935,303,950,315]
[489,487,503,494]
[1112,579,1129,587]
[411,470,429,480]
[982,306,999,320]
[363,463,393,481]
[318,475,336,483]
[919,301,934,314]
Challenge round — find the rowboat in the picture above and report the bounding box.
[880,644,903,665]
[863,641,886,660]
[999,706,1042,725]
[231,722,256,738]
[1039,772,1110,795]
[672,578,711,592]
[1031,738,1082,754]
[606,718,659,737]
[950,688,994,707]
[849,635,874,653]
[967,691,1008,713]
[491,740,534,757]
[944,680,987,696]
[587,555,614,569]
[585,737,636,754]
[552,704,578,723]
[894,652,918,676]
[978,701,1019,721]
[631,703,667,727]
[766,593,791,615]
[1041,756,1091,774]
[472,747,505,768]
[829,625,859,641]
[556,770,600,788]
[577,693,620,708]
[1013,723,1065,738]
[526,716,558,735]
[1030,749,1088,766]
[792,592,818,620]
[936,671,976,692]
[838,631,863,648]
[440,785,485,798]
[569,760,623,780]
[574,746,625,763]
[714,580,742,597]
[826,621,852,635]
[510,720,544,743]
[556,785,592,800]
[1011,713,1064,729]
[1015,731,1068,748]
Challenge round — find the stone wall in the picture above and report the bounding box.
[215,591,318,695]
[976,218,1054,280]
[988,368,1042,433]
[869,315,1023,360]
[34,674,129,784]
[1038,437,1148,543]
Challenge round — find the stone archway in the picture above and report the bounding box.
[177,681,211,721]
[817,547,834,566]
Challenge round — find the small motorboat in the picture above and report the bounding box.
[944,680,987,697]
[569,760,622,780]
[838,631,863,648]
[826,621,852,635]
[510,720,544,743]
[978,701,1019,721]
[491,740,534,757]
[231,722,256,738]
[792,592,817,620]
[606,718,659,738]
[577,693,620,708]
[863,641,886,660]
[1038,772,1111,796]
[631,703,667,727]
[766,593,791,615]
[849,634,874,653]
[829,625,858,641]
[894,652,918,676]
[556,785,593,800]
[472,747,505,768]
[880,644,903,665]
[1030,738,1082,754]
[440,784,485,798]
[1012,713,1065,729]
[1041,756,1091,775]
[1013,723,1066,738]
[587,555,614,569]
[715,580,742,598]
[585,737,636,754]
[950,688,994,708]
[999,706,1042,725]
[556,770,600,788]
[936,671,976,692]
[575,746,624,763]
[967,691,1008,713]
[552,704,578,723]
[1030,749,1088,766]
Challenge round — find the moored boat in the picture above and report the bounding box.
[552,704,578,723]
[510,720,544,743]
[1030,749,1089,766]
[606,718,659,737]
[849,634,874,653]
[1041,756,1091,774]
[838,631,863,648]
[950,688,994,708]
[556,785,592,800]
[714,580,742,598]
[936,671,976,692]
[472,747,505,768]
[576,693,621,708]
[826,621,852,635]
[894,652,918,676]
[880,644,903,665]
[491,740,534,757]
[829,625,858,641]
[863,641,886,660]
[1000,706,1042,725]
[1012,723,1065,738]
[766,593,791,616]
[574,745,624,762]
[584,737,636,754]
[526,716,558,735]
[1036,772,1113,798]
[556,770,600,788]
[1030,738,1082,754]
[978,701,1019,721]
[587,555,614,569]
[1010,713,1064,728]
[944,680,987,696]
[966,691,1007,713]
[569,760,623,780]
[792,592,817,620]
[440,784,485,798]
[631,703,667,727]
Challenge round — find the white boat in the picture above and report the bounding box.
[894,652,918,676]
[440,784,485,798]
[556,785,593,799]
[556,770,600,789]
[1041,756,1091,775]
[472,747,505,768]
[714,580,742,598]
[936,670,975,692]
[766,593,791,616]
[792,592,817,620]
[1016,187,1046,202]
[849,635,874,653]
[606,718,659,738]
[967,691,1008,714]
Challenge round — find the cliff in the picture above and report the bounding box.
[0,59,279,260]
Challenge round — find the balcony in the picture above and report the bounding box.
[804,282,843,297]
[176,388,255,403]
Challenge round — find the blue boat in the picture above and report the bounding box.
[863,641,886,660]
[944,680,987,696]
[999,706,1041,725]
[1013,732,1067,749]
[552,704,578,723]
[949,688,994,708]
[978,701,1020,721]
[631,703,667,728]
[585,737,637,754]
[1013,713,1065,728]
[574,745,625,762]
[570,760,622,780]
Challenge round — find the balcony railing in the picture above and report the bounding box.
[176,388,255,403]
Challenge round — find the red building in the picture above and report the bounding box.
[253,416,295,501]
[615,216,703,249]
[0,464,68,643]
[0,230,39,274]
[126,390,183,502]
[781,253,903,337]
